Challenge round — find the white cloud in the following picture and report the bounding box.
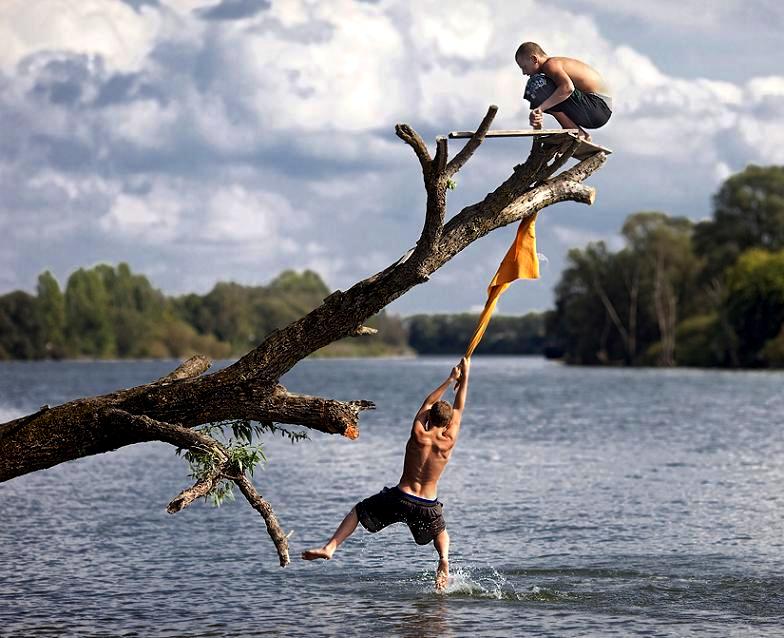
[100,183,182,242]
[109,98,181,148]
[747,76,784,99]
[736,119,784,164]
[231,0,408,132]
[714,162,733,183]
[564,0,778,33]
[551,224,625,252]
[412,1,494,61]
[203,185,290,243]
[97,179,302,248]
[553,224,604,247]
[0,0,161,72]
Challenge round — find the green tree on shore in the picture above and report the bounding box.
[36,271,66,358]
[0,265,408,360]
[694,165,784,282]
[548,164,784,368]
[65,268,115,357]
[725,249,784,366]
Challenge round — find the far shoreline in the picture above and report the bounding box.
[1,355,783,373]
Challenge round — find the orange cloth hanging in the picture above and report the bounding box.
[464,213,540,358]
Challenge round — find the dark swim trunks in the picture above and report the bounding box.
[524,73,612,129]
[355,486,446,545]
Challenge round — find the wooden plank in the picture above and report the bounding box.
[448,129,576,138]
[448,128,612,159]
[573,139,612,159]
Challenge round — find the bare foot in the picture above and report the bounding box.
[301,546,334,561]
[577,127,592,142]
[435,558,449,592]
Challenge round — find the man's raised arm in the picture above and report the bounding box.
[416,364,461,419]
[453,357,470,413]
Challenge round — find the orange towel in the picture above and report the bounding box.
[464,213,540,358]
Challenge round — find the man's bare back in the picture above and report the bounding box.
[541,57,608,95]
[397,420,457,499]
[397,359,467,499]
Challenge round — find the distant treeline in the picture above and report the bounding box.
[2,164,782,367]
[0,266,409,360]
[405,313,544,355]
[546,164,784,367]
[0,262,545,360]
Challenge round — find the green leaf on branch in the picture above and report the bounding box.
[174,418,308,507]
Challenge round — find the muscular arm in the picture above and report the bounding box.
[415,376,453,419]
[536,59,574,113]
[453,364,469,412]
[442,358,469,441]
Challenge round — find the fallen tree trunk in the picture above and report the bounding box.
[0,106,607,565]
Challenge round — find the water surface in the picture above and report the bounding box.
[1,358,782,636]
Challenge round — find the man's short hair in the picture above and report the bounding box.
[516,42,547,61]
[429,400,453,428]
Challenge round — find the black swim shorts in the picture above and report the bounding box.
[355,486,446,545]
[524,73,612,129]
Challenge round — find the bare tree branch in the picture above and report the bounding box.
[445,105,497,178]
[433,136,448,175]
[232,473,292,567]
[155,355,212,383]
[107,408,290,567]
[534,136,581,185]
[167,471,221,514]
[395,123,432,177]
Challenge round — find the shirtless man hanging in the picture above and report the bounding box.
[302,357,470,592]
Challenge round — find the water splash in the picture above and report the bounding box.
[410,565,528,600]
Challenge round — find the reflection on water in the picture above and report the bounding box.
[396,597,453,638]
[1,357,783,636]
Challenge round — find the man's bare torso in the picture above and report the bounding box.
[543,56,608,94]
[397,424,456,500]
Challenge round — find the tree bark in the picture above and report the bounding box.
[0,106,607,562]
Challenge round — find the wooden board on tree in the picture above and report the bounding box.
[448,129,612,161]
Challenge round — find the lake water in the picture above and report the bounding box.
[1,357,783,637]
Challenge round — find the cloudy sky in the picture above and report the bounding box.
[2,0,783,316]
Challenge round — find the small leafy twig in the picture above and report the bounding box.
[174,419,308,506]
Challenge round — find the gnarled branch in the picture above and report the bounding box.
[395,123,432,178]
[155,355,212,383]
[445,104,497,178]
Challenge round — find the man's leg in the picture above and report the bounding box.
[433,528,450,592]
[302,507,359,560]
[549,110,591,141]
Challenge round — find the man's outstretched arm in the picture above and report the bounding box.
[453,357,470,412]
